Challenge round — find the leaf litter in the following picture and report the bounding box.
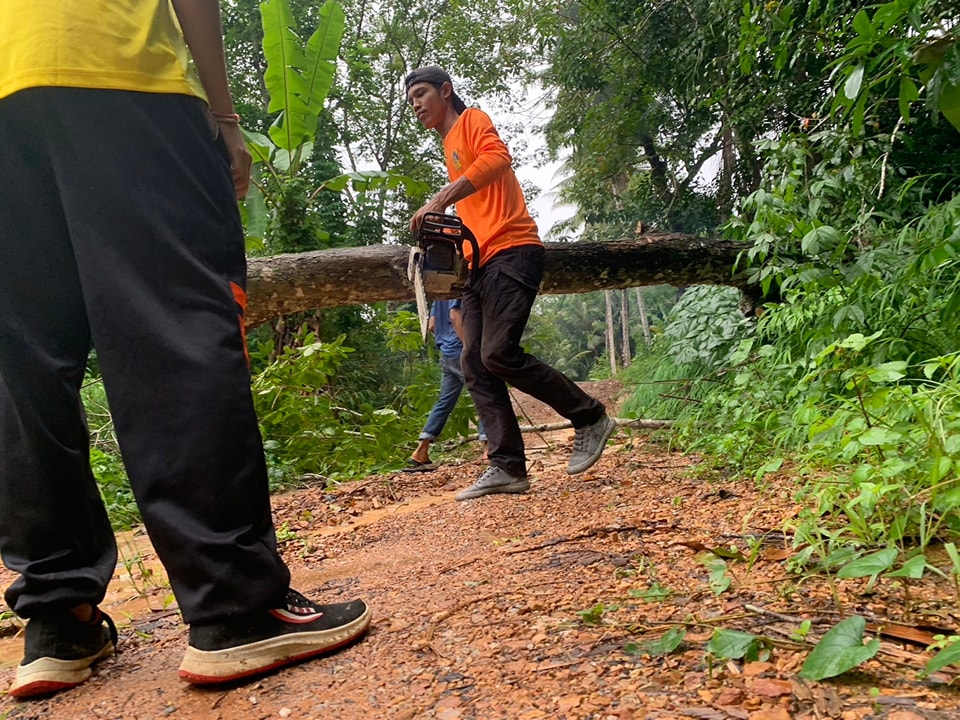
[1,381,959,719]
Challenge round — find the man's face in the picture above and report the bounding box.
[407,81,447,131]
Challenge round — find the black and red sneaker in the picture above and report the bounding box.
[178,589,371,684]
[9,608,118,698]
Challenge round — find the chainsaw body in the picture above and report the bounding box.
[407,213,480,341]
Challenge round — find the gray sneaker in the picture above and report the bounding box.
[567,413,617,475]
[455,466,530,501]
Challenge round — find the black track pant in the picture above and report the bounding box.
[0,88,289,624]
[460,244,605,477]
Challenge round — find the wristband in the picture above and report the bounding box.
[211,111,241,125]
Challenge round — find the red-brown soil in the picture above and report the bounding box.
[1,381,959,719]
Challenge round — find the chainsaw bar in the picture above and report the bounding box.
[408,246,430,342]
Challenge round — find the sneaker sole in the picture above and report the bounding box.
[9,642,115,698]
[455,479,530,501]
[178,605,372,684]
[566,416,617,475]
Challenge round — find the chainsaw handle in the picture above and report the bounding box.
[417,213,480,271]
[418,212,476,243]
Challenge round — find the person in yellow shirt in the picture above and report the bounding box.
[0,0,369,698]
[406,66,617,501]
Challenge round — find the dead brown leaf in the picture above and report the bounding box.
[749,678,794,698]
[866,621,956,647]
[748,708,792,720]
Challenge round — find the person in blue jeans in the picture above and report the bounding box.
[406,299,486,469]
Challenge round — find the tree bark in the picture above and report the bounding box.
[244,233,752,328]
[635,287,652,348]
[604,290,617,375]
[619,289,631,368]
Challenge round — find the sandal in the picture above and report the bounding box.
[401,458,438,473]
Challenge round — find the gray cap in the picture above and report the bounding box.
[404,66,467,114]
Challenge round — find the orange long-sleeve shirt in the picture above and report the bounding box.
[443,108,541,268]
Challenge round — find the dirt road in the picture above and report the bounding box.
[1,382,958,719]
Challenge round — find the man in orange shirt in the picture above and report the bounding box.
[406,66,617,501]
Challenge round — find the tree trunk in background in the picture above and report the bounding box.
[243,234,755,328]
[635,287,652,348]
[605,290,617,376]
[619,289,631,368]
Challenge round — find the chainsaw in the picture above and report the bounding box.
[407,212,480,341]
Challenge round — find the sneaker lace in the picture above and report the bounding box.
[478,466,499,483]
[283,589,323,617]
[572,424,592,452]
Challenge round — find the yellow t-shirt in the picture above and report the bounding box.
[444,108,542,268]
[0,0,205,102]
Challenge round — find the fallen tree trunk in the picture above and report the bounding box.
[245,233,750,328]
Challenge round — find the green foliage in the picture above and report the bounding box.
[576,602,616,626]
[252,333,411,485]
[540,0,750,230]
[260,0,343,153]
[523,293,608,380]
[628,582,673,602]
[239,0,428,254]
[700,554,732,595]
[926,635,960,674]
[799,616,880,681]
[789,349,960,553]
[624,627,685,657]
[90,448,139,531]
[706,628,765,661]
[81,378,139,530]
[835,547,899,579]
[619,344,700,420]
[646,34,960,552]
[662,287,751,369]
[827,0,960,135]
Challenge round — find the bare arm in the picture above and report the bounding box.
[170,0,251,198]
[449,306,464,341]
[409,176,477,232]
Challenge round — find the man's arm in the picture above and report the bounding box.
[410,176,476,232]
[409,110,511,231]
[170,0,251,198]
[449,305,464,341]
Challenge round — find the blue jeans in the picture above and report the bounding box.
[420,354,485,441]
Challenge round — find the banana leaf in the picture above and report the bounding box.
[260,0,345,153]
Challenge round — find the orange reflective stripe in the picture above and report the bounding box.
[230,281,250,364]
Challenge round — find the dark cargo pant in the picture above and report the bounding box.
[0,87,289,624]
[460,244,605,478]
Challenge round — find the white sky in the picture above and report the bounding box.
[517,156,578,238]
[497,81,579,239]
